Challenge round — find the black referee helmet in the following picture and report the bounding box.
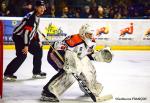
[35,0,45,7]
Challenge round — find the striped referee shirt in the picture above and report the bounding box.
[13,11,40,46]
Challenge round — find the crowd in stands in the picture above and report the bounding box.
[0,0,150,19]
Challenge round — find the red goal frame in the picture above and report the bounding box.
[0,20,3,98]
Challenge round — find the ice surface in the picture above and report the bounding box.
[1,50,150,103]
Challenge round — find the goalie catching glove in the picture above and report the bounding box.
[92,47,113,63]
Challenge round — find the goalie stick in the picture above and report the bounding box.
[38,30,112,102]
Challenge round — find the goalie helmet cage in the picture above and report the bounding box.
[0,20,3,98]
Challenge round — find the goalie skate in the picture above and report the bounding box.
[40,90,59,102]
[40,95,59,102]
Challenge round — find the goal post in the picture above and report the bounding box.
[0,20,3,98]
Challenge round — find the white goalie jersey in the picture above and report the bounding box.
[45,24,113,100]
[53,34,113,63]
[53,35,95,59]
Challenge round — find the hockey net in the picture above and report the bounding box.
[0,20,3,98]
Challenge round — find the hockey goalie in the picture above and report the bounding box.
[40,24,113,102]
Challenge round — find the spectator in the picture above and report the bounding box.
[7,0,22,16]
[114,5,123,19]
[43,4,56,17]
[22,0,33,16]
[74,8,81,18]
[59,6,73,18]
[109,6,115,18]
[0,0,149,19]
[104,6,111,18]
[121,6,129,19]
[0,2,9,16]
[80,5,92,18]
[94,6,104,18]
[144,4,150,18]
[50,5,56,17]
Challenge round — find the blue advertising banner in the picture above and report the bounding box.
[3,20,20,44]
[3,19,67,45]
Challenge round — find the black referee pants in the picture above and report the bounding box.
[4,35,43,76]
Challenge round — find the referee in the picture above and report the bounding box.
[4,0,46,81]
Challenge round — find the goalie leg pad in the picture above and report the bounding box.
[48,71,76,97]
[79,56,103,96]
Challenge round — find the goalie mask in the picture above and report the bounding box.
[79,24,94,38]
[79,24,95,47]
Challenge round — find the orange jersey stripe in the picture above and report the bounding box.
[65,34,84,47]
